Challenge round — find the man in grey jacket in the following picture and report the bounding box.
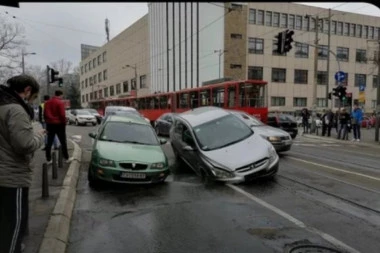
[0,75,45,253]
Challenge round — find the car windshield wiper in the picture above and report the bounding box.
[99,139,123,143]
[120,140,148,145]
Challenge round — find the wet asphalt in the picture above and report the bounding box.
[66,125,380,253]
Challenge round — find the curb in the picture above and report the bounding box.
[38,139,82,253]
[302,134,380,148]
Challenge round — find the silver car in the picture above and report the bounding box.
[169,107,279,184]
[229,110,293,152]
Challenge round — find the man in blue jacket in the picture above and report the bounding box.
[351,103,363,142]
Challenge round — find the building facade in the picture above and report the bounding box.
[79,14,150,108]
[149,2,380,113]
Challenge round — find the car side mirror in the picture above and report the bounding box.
[88,132,97,139]
[183,145,194,151]
[160,138,167,145]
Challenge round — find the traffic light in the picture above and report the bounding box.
[284,30,295,53]
[346,92,352,106]
[50,68,59,83]
[332,87,339,97]
[339,86,347,101]
[58,78,63,87]
[275,31,285,54]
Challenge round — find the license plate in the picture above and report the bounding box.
[120,172,146,179]
[87,118,92,120]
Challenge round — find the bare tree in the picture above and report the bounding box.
[50,58,73,75]
[24,65,48,104]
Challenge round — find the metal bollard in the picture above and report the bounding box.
[52,152,58,179]
[42,163,49,198]
[58,147,63,168]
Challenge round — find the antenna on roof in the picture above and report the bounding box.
[105,18,110,42]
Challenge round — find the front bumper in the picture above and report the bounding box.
[90,163,170,184]
[78,118,97,124]
[271,140,292,152]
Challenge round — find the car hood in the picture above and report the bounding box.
[252,125,289,137]
[78,115,95,118]
[201,134,270,171]
[95,141,165,163]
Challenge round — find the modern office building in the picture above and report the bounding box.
[80,44,100,61]
[79,14,150,108]
[148,2,380,112]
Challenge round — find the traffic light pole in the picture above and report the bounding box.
[326,9,332,109]
[375,41,380,142]
[310,15,319,134]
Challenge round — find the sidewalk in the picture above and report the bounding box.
[23,124,74,253]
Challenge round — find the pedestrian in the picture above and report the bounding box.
[301,108,310,134]
[0,74,45,253]
[337,108,350,140]
[322,109,334,137]
[351,103,363,142]
[39,95,60,151]
[44,90,73,164]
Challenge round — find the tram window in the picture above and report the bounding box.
[240,83,263,107]
[227,85,236,108]
[200,89,210,106]
[190,91,199,108]
[179,93,189,109]
[148,97,155,109]
[212,88,225,107]
[160,96,168,109]
[154,97,159,109]
[138,98,146,109]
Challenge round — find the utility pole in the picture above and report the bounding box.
[375,42,380,142]
[326,9,332,109]
[46,65,50,97]
[214,49,227,79]
[311,15,319,134]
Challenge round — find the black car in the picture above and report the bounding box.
[267,113,298,139]
[154,113,176,136]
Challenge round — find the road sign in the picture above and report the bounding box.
[359,85,365,92]
[335,71,346,82]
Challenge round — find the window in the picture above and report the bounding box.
[93,58,96,68]
[373,75,378,88]
[131,78,136,90]
[140,75,147,88]
[97,55,101,65]
[374,27,379,39]
[98,72,102,82]
[293,97,307,107]
[89,77,93,86]
[85,63,88,73]
[280,13,287,28]
[356,49,367,63]
[356,24,362,37]
[81,81,84,89]
[332,21,337,34]
[318,45,328,59]
[317,71,328,85]
[337,47,349,61]
[310,18,315,31]
[355,74,366,87]
[318,19,323,32]
[303,16,309,31]
[86,94,88,102]
[363,26,368,38]
[369,26,374,38]
[116,83,121,94]
[102,51,107,62]
[248,66,263,80]
[273,12,280,27]
[248,38,264,54]
[85,78,88,87]
[372,100,378,109]
[271,97,285,106]
[295,42,308,58]
[123,81,129,92]
[343,23,349,36]
[249,9,256,24]
[350,23,355,37]
[288,14,295,29]
[103,69,107,80]
[323,20,329,33]
[110,86,115,96]
[337,22,343,35]
[89,61,92,70]
[93,74,97,84]
[231,33,242,39]
[257,10,264,25]
[81,66,83,75]
[265,11,272,26]
[104,87,108,97]
[230,64,242,69]
[272,68,286,83]
[295,15,302,30]
[317,98,327,107]
[294,69,308,84]
[272,40,286,56]
[90,92,93,101]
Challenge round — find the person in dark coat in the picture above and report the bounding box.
[322,109,334,137]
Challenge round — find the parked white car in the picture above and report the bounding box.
[68,109,97,126]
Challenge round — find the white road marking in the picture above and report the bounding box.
[288,156,380,182]
[227,184,361,253]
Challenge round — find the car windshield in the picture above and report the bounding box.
[236,112,264,126]
[99,122,159,145]
[193,114,253,151]
[87,109,98,114]
[77,110,91,115]
[280,114,296,122]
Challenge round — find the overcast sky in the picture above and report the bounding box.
[0,2,379,71]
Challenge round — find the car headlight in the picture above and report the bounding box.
[268,145,278,164]
[99,159,116,167]
[211,167,234,178]
[151,162,166,169]
[267,136,282,142]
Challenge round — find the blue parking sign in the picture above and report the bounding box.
[335,71,346,82]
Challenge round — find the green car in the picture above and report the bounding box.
[88,115,170,188]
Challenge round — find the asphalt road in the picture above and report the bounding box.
[66,125,380,253]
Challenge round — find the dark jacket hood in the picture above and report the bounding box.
[0,85,33,119]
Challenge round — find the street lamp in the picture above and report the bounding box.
[123,64,138,91]
[214,49,227,79]
[22,51,36,74]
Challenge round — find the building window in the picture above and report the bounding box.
[295,42,308,58]
[318,19,323,32]
[343,23,349,36]
[248,38,264,54]
[332,21,337,34]
[140,75,147,88]
[93,74,97,84]
[363,26,368,38]
[81,66,83,75]
[89,77,93,86]
[97,55,101,65]
[310,18,315,31]
[317,71,328,85]
[374,27,379,39]
[272,40,286,56]
[89,61,92,70]
[231,33,242,39]
[350,23,355,37]
[93,58,96,68]
[98,72,102,82]
[356,24,362,37]
[86,94,88,102]
[90,92,93,101]
[318,45,328,59]
[257,10,264,25]
[295,15,302,30]
[81,81,84,89]
[303,16,309,31]
[94,91,97,100]
[317,98,327,107]
[85,78,88,87]
[230,64,242,69]
[103,69,107,80]
[104,87,108,97]
[265,11,272,26]
[373,75,378,88]
[356,49,367,63]
[102,51,107,62]
[123,81,129,92]
[323,20,329,33]
[280,13,287,28]
[335,73,348,86]
[293,97,307,107]
[116,83,121,94]
[372,100,378,109]
[272,68,286,83]
[110,86,115,96]
[369,26,374,39]
[131,78,136,90]
[249,9,256,24]
[337,22,343,35]
[273,12,280,27]
[294,69,308,84]
[231,3,242,10]
[354,74,366,87]
[85,63,88,73]
[288,14,295,29]
[248,66,263,80]
[271,97,285,106]
[337,47,349,61]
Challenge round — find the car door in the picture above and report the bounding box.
[163,114,174,135]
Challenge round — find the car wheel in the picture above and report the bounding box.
[88,167,101,189]
[75,120,80,126]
